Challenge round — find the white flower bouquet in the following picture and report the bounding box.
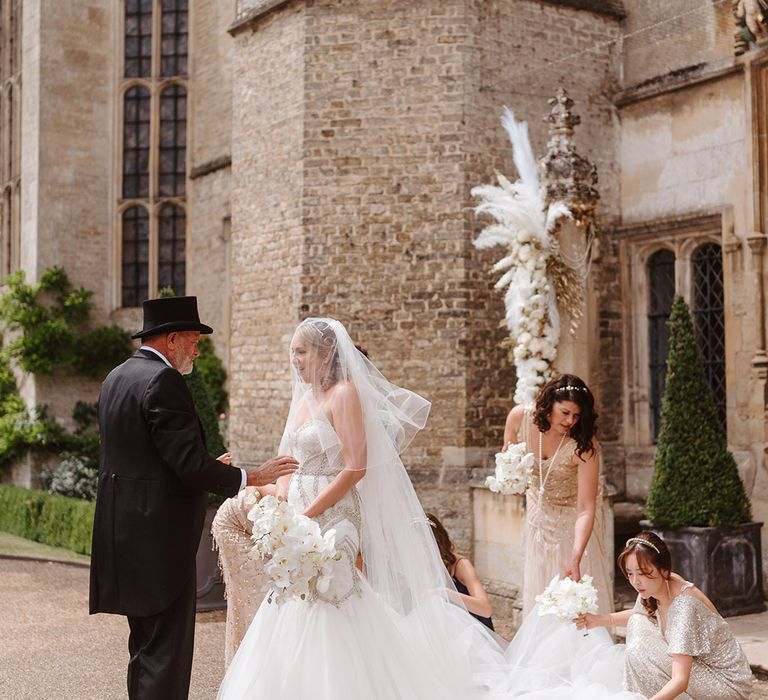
[485,442,535,495]
[535,574,599,621]
[247,495,340,605]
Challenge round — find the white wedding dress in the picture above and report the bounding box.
[216,318,646,700]
[217,420,465,699]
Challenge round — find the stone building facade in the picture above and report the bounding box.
[2,0,767,622]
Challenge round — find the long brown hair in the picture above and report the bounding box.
[533,373,597,458]
[617,531,672,619]
[426,513,458,570]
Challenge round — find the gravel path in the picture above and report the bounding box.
[2,556,767,699]
[0,558,225,699]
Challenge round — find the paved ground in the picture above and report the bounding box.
[1,538,767,699]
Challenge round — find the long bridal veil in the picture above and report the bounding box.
[263,317,643,700]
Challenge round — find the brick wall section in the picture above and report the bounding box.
[228,4,306,464]
[229,0,622,553]
[462,0,622,495]
[620,0,733,88]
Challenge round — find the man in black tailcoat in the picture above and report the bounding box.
[89,296,297,699]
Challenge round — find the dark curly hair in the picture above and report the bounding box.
[617,531,672,620]
[533,374,597,459]
[426,513,458,570]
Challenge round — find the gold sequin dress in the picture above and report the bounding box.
[521,406,614,615]
[211,488,267,666]
[624,583,753,699]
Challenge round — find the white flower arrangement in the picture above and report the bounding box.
[472,109,570,404]
[247,494,340,605]
[535,574,599,622]
[486,441,535,495]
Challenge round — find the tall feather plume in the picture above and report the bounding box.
[500,107,539,194]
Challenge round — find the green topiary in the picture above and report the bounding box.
[645,295,751,528]
[195,336,228,415]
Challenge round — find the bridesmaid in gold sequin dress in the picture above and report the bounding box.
[503,374,614,615]
[577,532,753,699]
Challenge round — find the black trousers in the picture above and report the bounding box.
[127,576,197,700]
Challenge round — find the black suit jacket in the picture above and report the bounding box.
[89,349,241,617]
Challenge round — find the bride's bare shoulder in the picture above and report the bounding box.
[505,404,526,429]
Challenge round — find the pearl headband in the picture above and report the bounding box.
[625,537,660,554]
[556,385,588,393]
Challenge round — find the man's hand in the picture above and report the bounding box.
[246,455,298,486]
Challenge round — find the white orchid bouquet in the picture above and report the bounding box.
[535,574,599,622]
[247,494,340,605]
[472,108,570,404]
[486,441,535,495]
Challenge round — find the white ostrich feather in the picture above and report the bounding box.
[501,107,539,193]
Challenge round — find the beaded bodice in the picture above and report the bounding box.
[286,420,363,606]
[522,406,578,507]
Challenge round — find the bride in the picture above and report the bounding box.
[217,317,642,700]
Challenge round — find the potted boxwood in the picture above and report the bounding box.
[643,295,764,616]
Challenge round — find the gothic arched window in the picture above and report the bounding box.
[118,0,188,307]
[692,243,726,427]
[124,0,152,78]
[122,86,151,199]
[159,84,186,197]
[161,0,188,77]
[647,249,676,441]
[121,206,150,308]
[159,204,185,295]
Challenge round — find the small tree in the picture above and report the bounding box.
[646,295,750,528]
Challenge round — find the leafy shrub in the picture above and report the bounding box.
[196,336,228,414]
[44,455,99,501]
[0,485,95,555]
[0,266,132,378]
[646,296,751,528]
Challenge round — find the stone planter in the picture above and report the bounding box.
[641,520,765,617]
[196,505,226,612]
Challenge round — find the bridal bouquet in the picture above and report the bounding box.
[485,442,535,495]
[247,495,340,605]
[535,574,599,621]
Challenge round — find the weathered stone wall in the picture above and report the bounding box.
[188,0,237,369]
[17,0,114,434]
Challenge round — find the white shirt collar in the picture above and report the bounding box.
[139,345,173,368]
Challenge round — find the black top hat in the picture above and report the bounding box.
[131,296,214,339]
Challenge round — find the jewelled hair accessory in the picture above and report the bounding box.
[556,385,588,393]
[625,537,660,554]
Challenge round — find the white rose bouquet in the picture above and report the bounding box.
[535,574,599,623]
[247,495,340,605]
[485,441,535,495]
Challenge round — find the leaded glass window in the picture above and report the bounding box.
[647,249,676,441]
[125,0,153,78]
[119,0,187,307]
[122,206,150,308]
[122,87,151,199]
[161,0,188,77]
[692,243,726,427]
[159,84,186,197]
[159,205,185,295]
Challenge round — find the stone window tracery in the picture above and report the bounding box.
[119,0,188,307]
[0,0,21,279]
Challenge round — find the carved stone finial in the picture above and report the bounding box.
[540,89,599,227]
